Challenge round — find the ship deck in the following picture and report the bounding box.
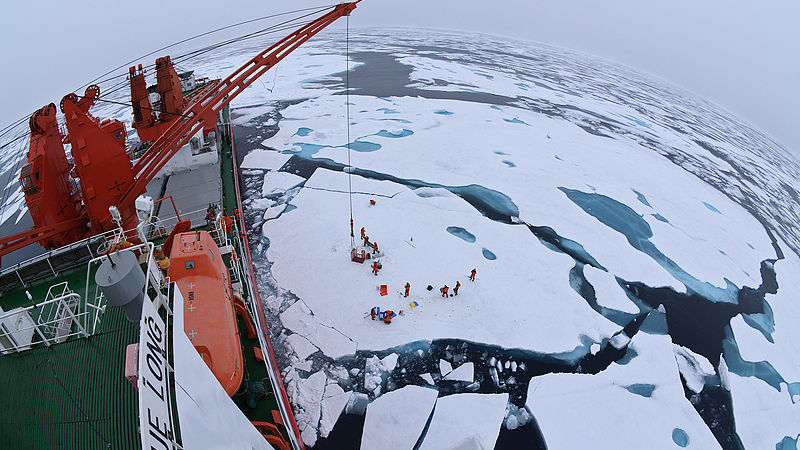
[0,296,140,449]
[0,109,288,447]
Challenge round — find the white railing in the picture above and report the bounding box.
[146,207,211,240]
[0,227,123,287]
[0,285,90,354]
[0,223,173,355]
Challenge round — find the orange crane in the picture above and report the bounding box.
[0,1,360,262]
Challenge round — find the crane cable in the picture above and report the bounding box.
[346,15,355,248]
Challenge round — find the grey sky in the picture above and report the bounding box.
[1,0,797,155]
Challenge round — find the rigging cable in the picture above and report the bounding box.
[75,4,337,92]
[0,5,336,146]
[346,14,354,247]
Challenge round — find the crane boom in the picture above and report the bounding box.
[0,1,360,263]
[122,1,359,212]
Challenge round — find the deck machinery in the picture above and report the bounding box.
[0,3,360,449]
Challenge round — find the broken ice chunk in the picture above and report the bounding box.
[381,353,399,373]
[444,362,474,383]
[345,392,369,415]
[319,385,350,438]
[609,333,631,350]
[361,385,439,450]
[418,393,508,450]
[440,359,453,377]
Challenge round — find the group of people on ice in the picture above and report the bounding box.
[370,267,478,325]
[358,204,480,326]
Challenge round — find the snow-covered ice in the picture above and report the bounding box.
[319,383,350,439]
[287,370,326,447]
[264,168,620,354]
[240,149,292,170]
[360,385,438,450]
[673,344,715,394]
[728,372,800,450]
[439,359,453,377]
[527,317,722,449]
[279,300,357,358]
[443,362,474,383]
[261,171,305,196]
[418,393,508,450]
[285,333,319,360]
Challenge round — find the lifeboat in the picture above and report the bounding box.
[168,230,243,396]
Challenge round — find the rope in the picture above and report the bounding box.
[346,15,355,247]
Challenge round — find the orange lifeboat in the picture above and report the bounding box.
[168,230,243,396]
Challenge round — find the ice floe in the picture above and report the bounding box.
[418,393,508,450]
[360,385,438,450]
[527,317,721,449]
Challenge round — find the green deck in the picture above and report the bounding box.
[0,300,140,449]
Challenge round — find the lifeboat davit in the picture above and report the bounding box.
[168,230,243,396]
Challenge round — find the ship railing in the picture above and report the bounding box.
[0,285,90,354]
[209,215,245,289]
[0,227,128,294]
[228,218,302,450]
[145,207,211,241]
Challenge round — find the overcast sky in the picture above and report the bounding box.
[1,0,798,155]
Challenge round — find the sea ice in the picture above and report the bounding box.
[278,300,357,358]
[360,385,439,450]
[380,353,398,373]
[728,372,800,450]
[731,247,800,383]
[263,168,620,356]
[583,265,639,314]
[285,333,318,360]
[527,317,721,449]
[439,359,453,377]
[240,149,292,170]
[672,344,715,394]
[319,383,350,438]
[443,362,474,382]
[418,393,508,450]
[289,370,326,447]
[261,171,305,196]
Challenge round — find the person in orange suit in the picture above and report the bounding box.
[372,261,379,275]
[404,283,410,297]
[372,241,379,254]
[453,281,461,295]
[222,215,234,239]
[361,227,366,240]
[384,310,393,324]
[469,268,476,281]
[441,285,449,297]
